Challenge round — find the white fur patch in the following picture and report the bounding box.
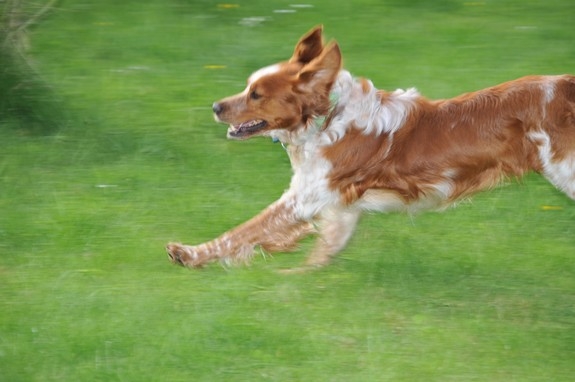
[357,179,455,214]
[542,77,556,104]
[356,189,406,212]
[282,143,341,220]
[248,64,281,85]
[319,71,419,145]
[529,130,575,198]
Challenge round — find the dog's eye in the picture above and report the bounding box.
[250,90,262,100]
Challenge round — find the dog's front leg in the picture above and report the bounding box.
[166,197,314,268]
[304,206,361,268]
[278,206,361,274]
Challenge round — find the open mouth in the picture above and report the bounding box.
[227,119,268,139]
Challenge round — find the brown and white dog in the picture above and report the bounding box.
[167,26,575,270]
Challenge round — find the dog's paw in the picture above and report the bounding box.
[166,243,203,268]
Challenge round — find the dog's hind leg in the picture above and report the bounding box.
[530,130,575,200]
[549,158,575,201]
[301,206,361,269]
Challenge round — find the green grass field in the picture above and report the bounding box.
[1,0,574,380]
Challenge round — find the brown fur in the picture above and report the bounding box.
[167,26,575,270]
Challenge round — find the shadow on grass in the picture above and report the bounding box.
[0,48,66,134]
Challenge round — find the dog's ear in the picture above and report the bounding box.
[289,25,324,65]
[296,41,342,94]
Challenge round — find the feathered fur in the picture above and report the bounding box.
[167,26,575,270]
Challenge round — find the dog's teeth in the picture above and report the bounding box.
[238,120,261,129]
[228,120,266,138]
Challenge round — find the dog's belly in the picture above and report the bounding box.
[356,187,453,214]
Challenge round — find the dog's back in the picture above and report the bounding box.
[323,74,575,210]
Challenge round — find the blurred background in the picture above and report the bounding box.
[1,1,574,381]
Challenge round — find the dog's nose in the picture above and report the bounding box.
[212,102,223,115]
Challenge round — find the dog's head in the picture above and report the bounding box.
[212,26,342,140]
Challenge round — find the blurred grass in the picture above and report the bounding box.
[1,0,574,381]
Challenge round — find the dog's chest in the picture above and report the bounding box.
[283,143,341,218]
[286,144,331,190]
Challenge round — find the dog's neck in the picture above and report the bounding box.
[310,91,341,130]
[270,71,349,146]
[271,70,420,147]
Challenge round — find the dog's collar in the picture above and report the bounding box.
[312,91,340,130]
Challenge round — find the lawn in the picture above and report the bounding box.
[1,0,574,380]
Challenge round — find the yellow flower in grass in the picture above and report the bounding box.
[204,65,227,70]
[218,4,240,9]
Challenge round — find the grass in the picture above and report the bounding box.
[1,0,574,380]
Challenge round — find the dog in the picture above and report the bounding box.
[167,26,575,270]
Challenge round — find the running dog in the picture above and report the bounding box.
[167,26,575,270]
